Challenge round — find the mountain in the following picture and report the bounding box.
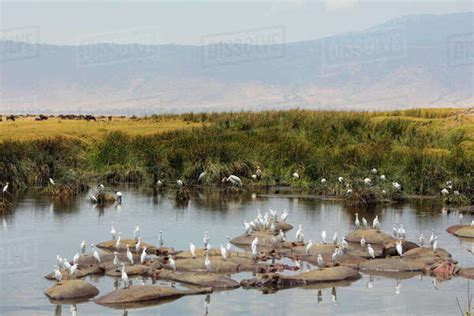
[0,12,472,114]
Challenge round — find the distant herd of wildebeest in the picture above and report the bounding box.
[0,114,134,122]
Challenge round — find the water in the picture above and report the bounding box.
[0,187,472,315]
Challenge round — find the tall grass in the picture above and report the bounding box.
[0,110,472,205]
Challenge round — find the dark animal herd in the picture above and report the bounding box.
[0,114,116,122]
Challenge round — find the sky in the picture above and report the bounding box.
[0,1,472,46]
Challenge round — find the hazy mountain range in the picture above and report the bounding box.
[0,12,473,114]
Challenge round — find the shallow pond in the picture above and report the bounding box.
[0,187,472,315]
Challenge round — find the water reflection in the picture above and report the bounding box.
[1,188,472,315]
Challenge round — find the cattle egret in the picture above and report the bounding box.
[360,236,366,248]
[203,231,210,249]
[368,244,375,259]
[2,182,9,193]
[362,217,368,228]
[393,182,401,190]
[332,232,338,245]
[441,188,449,195]
[205,253,211,272]
[317,254,324,269]
[305,240,313,255]
[110,222,117,240]
[140,247,147,264]
[169,256,177,272]
[251,237,259,250]
[355,213,360,227]
[419,233,424,247]
[295,225,304,243]
[459,213,464,224]
[321,178,327,184]
[429,230,436,245]
[225,237,232,252]
[70,263,78,279]
[133,226,140,241]
[176,180,183,187]
[280,209,289,222]
[198,171,207,182]
[321,230,327,244]
[220,245,228,260]
[80,241,86,255]
[338,177,344,183]
[227,175,242,187]
[190,242,196,259]
[91,245,101,263]
[380,175,386,181]
[332,250,338,263]
[49,178,55,185]
[255,167,262,179]
[54,266,62,284]
[115,191,122,204]
[126,246,134,265]
[135,237,142,253]
[432,238,439,252]
[292,172,300,179]
[396,240,403,257]
[371,168,378,174]
[347,188,353,194]
[454,190,460,195]
[121,264,129,289]
[113,252,120,271]
[373,216,380,230]
[382,189,387,195]
[116,233,122,250]
[364,178,372,185]
[157,180,163,187]
[341,238,349,251]
[63,259,71,271]
[251,174,257,180]
[72,253,79,265]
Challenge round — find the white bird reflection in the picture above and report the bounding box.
[204,294,211,315]
[70,304,77,316]
[317,289,322,304]
[367,275,374,289]
[395,279,401,295]
[331,287,338,305]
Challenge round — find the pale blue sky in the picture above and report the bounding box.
[1,1,472,45]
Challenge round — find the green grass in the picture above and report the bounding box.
[0,109,472,204]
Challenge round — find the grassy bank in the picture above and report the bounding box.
[1,109,472,207]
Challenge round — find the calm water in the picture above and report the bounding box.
[0,187,472,315]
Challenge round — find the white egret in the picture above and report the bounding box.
[332,250,338,263]
[360,236,366,248]
[317,254,324,269]
[251,244,258,260]
[380,175,386,181]
[126,245,134,265]
[251,237,259,250]
[419,233,425,247]
[113,251,120,271]
[454,190,460,195]
[157,180,163,187]
[441,188,449,195]
[111,222,117,240]
[140,247,147,264]
[2,182,9,193]
[169,256,177,272]
[321,230,327,244]
[332,232,338,245]
[373,215,380,230]
[371,168,378,174]
[397,225,406,239]
[69,263,78,279]
[220,244,227,261]
[121,263,129,289]
[338,177,343,183]
[176,179,184,187]
[433,238,439,252]
[72,253,79,265]
[341,238,349,251]
[393,182,401,190]
[396,240,403,257]
[190,242,196,259]
[382,189,387,195]
[362,217,368,228]
[364,178,372,185]
[346,188,353,194]
[243,221,252,234]
[133,226,140,241]
[321,178,327,184]
[80,240,86,255]
[305,240,313,255]
[54,266,62,284]
[135,237,142,253]
[49,178,55,185]
[430,230,436,245]
[471,220,474,227]
[226,175,242,187]
[57,255,64,269]
[115,233,122,250]
[355,213,360,227]
[159,230,164,248]
[63,259,71,271]
[91,245,101,263]
[292,172,300,179]
[367,244,375,259]
[205,253,211,272]
[115,191,122,204]
[255,167,262,179]
[459,213,464,224]
[280,209,289,222]
[203,231,210,249]
[225,237,232,252]
[198,171,207,182]
[251,174,257,180]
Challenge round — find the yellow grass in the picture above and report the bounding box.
[0,117,202,141]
